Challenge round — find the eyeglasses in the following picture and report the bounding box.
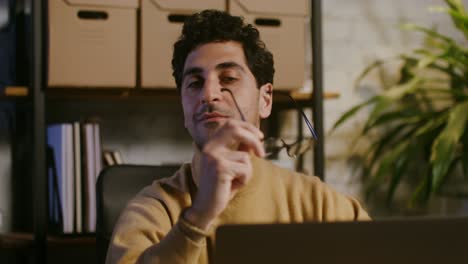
[221,88,318,158]
[263,137,314,158]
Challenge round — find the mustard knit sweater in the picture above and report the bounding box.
[106,155,370,264]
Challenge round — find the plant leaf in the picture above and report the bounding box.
[444,0,468,40]
[409,170,432,208]
[365,139,411,200]
[401,23,454,44]
[365,97,392,130]
[461,129,468,180]
[364,78,423,127]
[417,54,438,69]
[386,142,413,205]
[431,100,468,192]
[414,112,449,138]
[354,59,385,89]
[360,123,410,181]
[331,97,376,131]
[384,77,422,100]
[363,108,423,135]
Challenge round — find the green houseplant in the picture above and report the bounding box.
[332,0,468,210]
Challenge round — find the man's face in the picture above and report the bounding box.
[181,41,272,148]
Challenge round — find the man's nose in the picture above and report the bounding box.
[201,78,222,103]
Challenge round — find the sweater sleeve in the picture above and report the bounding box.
[105,196,207,264]
[314,179,371,221]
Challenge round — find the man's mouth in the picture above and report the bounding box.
[197,112,229,122]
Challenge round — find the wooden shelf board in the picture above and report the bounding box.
[0,232,96,249]
[5,86,29,96]
[47,234,96,246]
[46,87,178,102]
[0,232,34,249]
[0,86,30,101]
[45,87,340,104]
[289,90,340,100]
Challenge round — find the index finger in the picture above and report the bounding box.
[221,120,265,157]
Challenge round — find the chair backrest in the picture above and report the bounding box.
[96,164,180,264]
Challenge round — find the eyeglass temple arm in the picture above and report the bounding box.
[221,88,246,122]
[220,88,318,141]
[287,94,319,141]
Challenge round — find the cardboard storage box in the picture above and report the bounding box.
[229,0,309,90]
[48,0,138,88]
[141,0,225,89]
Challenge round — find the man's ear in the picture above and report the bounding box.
[258,83,273,119]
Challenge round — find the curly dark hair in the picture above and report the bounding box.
[172,10,274,90]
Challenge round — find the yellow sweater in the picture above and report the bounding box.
[107,155,370,264]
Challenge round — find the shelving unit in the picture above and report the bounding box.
[6,1,327,263]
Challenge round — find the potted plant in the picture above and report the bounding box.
[332,0,468,212]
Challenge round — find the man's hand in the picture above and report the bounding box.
[184,119,265,230]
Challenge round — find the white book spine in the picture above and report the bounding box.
[94,123,103,180]
[84,124,96,233]
[64,124,74,234]
[73,122,82,233]
[93,123,102,232]
[60,125,67,233]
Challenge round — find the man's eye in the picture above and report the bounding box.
[188,80,202,88]
[221,77,237,83]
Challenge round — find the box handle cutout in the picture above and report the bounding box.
[77,10,108,20]
[168,14,189,23]
[255,18,281,27]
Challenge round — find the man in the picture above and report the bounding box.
[107,10,370,264]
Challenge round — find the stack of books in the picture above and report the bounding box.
[47,121,118,234]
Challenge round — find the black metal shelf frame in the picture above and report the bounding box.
[31,0,47,262]
[311,0,324,180]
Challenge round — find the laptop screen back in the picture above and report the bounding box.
[215,217,468,264]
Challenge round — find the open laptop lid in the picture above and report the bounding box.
[215,217,468,264]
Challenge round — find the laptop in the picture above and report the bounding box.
[214,217,468,264]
